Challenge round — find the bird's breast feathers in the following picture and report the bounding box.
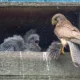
[60,39,67,47]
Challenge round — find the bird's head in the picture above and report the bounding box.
[51,13,66,26]
[27,34,40,44]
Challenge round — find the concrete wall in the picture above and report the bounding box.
[0,51,79,80]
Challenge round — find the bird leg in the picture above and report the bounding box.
[60,39,67,55]
[60,45,64,55]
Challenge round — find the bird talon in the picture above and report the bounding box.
[60,47,64,55]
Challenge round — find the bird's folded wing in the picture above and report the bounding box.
[68,41,80,67]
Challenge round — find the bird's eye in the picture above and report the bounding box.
[55,18,57,21]
[31,37,34,40]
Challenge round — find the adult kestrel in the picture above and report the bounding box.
[51,13,80,55]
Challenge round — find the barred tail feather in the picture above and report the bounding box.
[68,41,80,67]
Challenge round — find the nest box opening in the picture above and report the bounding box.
[0,6,80,51]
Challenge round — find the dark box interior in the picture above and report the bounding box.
[0,6,80,50]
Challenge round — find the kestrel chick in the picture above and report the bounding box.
[52,13,80,55]
[0,35,25,51]
[23,34,41,52]
[24,29,36,43]
[23,29,41,51]
[46,41,62,60]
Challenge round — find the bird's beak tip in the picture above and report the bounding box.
[51,19,57,26]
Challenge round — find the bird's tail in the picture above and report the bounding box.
[68,41,80,67]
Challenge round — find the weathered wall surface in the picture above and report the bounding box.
[0,52,79,80]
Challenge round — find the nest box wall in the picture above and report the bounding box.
[0,6,80,49]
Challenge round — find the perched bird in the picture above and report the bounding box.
[0,35,25,51]
[46,41,62,60]
[23,34,41,52]
[51,13,80,55]
[23,29,41,51]
[68,41,80,67]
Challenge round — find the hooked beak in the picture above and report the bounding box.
[51,18,57,25]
